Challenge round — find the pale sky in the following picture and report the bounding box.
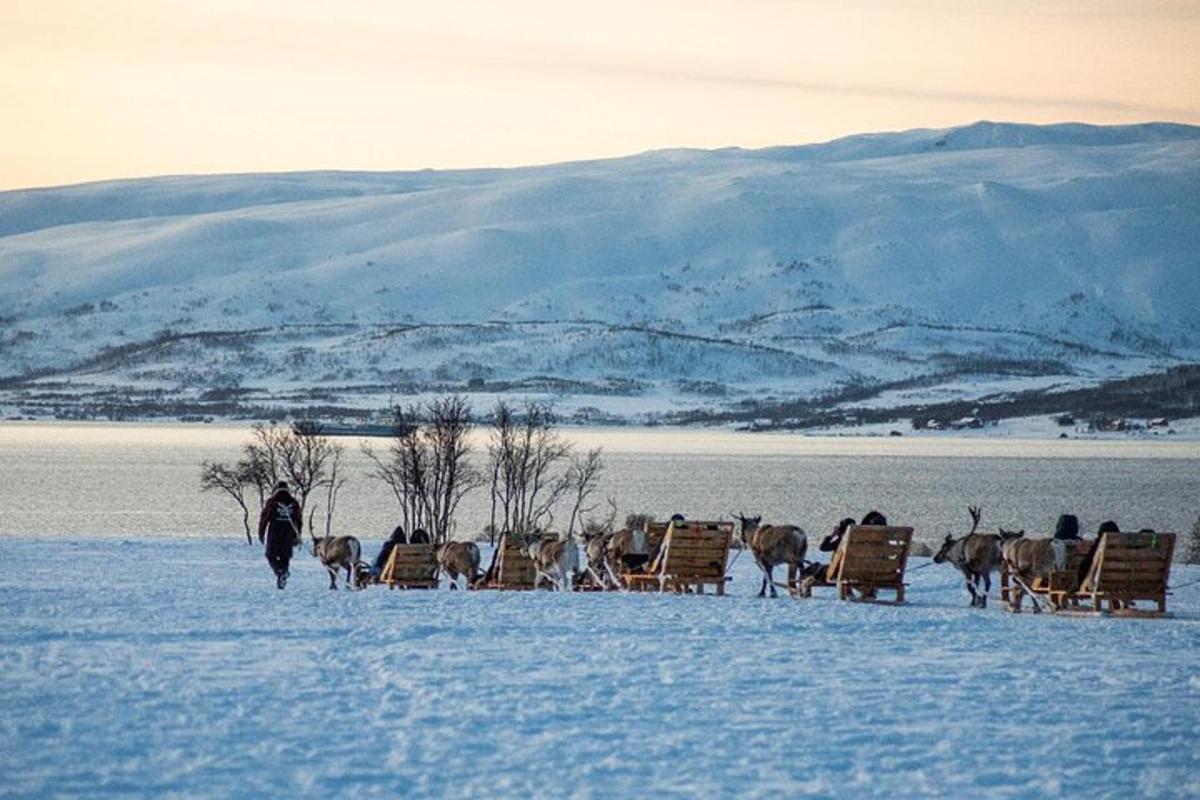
[2,0,1198,190]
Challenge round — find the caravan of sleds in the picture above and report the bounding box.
[309,506,1178,618]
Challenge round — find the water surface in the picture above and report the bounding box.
[1,421,1196,544]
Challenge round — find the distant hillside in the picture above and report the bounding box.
[1,121,1198,424]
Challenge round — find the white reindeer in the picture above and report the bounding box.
[521,532,581,591]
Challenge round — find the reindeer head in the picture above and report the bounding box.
[519,532,544,560]
[933,533,957,564]
[732,513,762,545]
[998,528,1024,542]
[309,532,325,558]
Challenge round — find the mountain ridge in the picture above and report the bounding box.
[1,121,1197,424]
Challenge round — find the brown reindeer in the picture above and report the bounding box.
[733,513,808,598]
[1000,531,1065,613]
[520,533,581,591]
[580,530,616,589]
[310,533,363,590]
[436,541,481,590]
[932,506,1016,609]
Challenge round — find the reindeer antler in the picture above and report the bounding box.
[602,497,618,533]
[968,505,983,535]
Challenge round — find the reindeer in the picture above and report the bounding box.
[580,529,616,589]
[521,532,581,591]
[576,498,619,590]
[310,532,363,590]
[436,541,481,590]
[932,506,1015,609]
[1000,531,1065,613]
[733,513,808,598]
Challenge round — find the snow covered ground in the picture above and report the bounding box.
[2,537,1198,798]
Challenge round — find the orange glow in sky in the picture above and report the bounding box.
[2,0,1198,189]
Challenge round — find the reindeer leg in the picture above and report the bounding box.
[327,567,337,590]
[767,565,778,598]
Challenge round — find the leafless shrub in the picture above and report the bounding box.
[486,401,576,540]
[201,421,346,543]
[199,461,254,544]
[362,395,483,543]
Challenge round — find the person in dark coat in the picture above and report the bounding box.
[410,528,431,544]
[860,510,888,526]
[371,525,408,579]
[819,517,857,554]
[258,481,302,589]
[1053,514,1081,540]
[803,512,889,593]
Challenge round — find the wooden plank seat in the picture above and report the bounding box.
[1051,531,1176,617]
[379,543,439,589]
[622,520,733,595]
[477,532,556,590]
[799,525,914,604]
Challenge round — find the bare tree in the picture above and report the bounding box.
[487,401,573,535]
[321,443,348,538]
[565,447,605,535]
[280,420,343,518]
[422,395,484,543]
[363,405,430,535]
[199,461,253,544]
[203,421,347,546]
[363,396,482,543]
[486,401,517,545]
[241,423,286,502]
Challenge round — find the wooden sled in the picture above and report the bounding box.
[1051,531,1176,618]
[379,544,439,589]
[798,525,914,605]
[476,532,554,590]
[623,520,733,596]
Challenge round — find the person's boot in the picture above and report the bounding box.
[276,570,288,590]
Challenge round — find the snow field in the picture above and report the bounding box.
[1,537,1198,798]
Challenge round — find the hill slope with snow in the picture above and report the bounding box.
[1,121,1198,423]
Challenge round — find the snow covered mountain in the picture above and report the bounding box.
[1,121,1198,424]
